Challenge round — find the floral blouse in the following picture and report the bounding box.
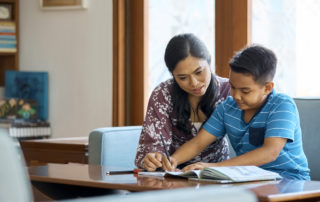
[135,76,231,168]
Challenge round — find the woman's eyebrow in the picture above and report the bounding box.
[175,66,202,77]
[192,66,202,73]
[175,73,187,77]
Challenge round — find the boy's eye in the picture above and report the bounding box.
[242,91,250,94]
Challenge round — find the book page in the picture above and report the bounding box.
[201,166,282,182]
[166,170,201,178]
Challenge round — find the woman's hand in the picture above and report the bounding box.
[181,162,214,172]
[162,156,178,171]
[143,152,163,171]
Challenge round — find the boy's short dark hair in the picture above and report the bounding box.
[229,45,277,85]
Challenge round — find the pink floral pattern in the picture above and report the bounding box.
[135,76,230,168]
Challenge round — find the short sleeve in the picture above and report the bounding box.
[265,99,298,142]
[203,101,226,138]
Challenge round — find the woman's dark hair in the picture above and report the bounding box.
[229,45,277,85]
[164,33,219,134]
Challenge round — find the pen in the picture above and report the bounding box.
[106,168,145,175]
[160,133,172,164]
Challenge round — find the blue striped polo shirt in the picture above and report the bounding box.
[203,90,310,180]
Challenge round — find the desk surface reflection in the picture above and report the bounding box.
[28,163,320,202]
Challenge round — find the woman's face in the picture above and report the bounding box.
[172,55,211,97]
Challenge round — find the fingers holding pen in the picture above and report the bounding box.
[159,133,178,171]
[162,156,178,171]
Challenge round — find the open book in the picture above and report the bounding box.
[138,166,282,183]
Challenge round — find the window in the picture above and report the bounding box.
[148,0,215,96]
[113,0,250,126]
[252,0,320,97]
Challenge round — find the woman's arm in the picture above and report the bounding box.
[135,82,174,170]
[162,129,217,171]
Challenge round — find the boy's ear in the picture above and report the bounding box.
[264,81,274,94]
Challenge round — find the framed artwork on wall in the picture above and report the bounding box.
[40,0,88,10]
[0,4,13,20]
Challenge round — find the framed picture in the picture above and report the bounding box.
[40,0,88,10]
[0,4,13,20]
[5,70,49,120]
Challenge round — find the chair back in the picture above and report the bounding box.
[88,126,142,169]
[294,98,320,180]
[0,134,33,202]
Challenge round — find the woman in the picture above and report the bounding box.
[135,33,230,171]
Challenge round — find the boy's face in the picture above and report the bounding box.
[229,71,273,112]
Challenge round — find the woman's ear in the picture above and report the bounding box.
[264,81,274,94]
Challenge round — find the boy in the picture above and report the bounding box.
[161,45,310,180]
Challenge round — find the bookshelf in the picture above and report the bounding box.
[0,0,18,86]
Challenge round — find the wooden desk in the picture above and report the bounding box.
[29,163,320,202]
[20,137,88,165]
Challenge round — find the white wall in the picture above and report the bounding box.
[19,0,113,138]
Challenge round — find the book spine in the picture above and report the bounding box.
[0,48,16,53]
[0,35,16,40]
[0,43,16,48]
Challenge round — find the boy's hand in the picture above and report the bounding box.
[143,152,163,171]
[162,156,178,171]
[181,162,213,172]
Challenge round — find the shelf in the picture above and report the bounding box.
[0,0,18,86]
[0,52,16,55]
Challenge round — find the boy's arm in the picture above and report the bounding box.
[217,137,286,165]
[181,136,287,171]
[162,129,217,171]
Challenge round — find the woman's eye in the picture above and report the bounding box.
[242,91,250,94]
[195,71,202,75]
[179,77,186,81]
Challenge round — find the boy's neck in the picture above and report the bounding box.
[243,109,258,123]
[243,94,270,123]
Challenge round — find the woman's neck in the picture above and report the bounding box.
[188,95,206,122]
[188,94,202,109]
